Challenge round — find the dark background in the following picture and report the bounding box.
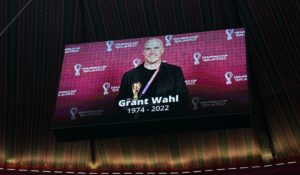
[0,0,299,173]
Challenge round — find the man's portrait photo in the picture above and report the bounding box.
[116,38,188,115]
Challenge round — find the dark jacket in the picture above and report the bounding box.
[116,62,188,110]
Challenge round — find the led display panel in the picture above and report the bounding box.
[53,28,249,138]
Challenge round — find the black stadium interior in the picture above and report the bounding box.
[0,0,300,174]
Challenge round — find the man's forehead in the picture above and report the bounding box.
[144,39,163,47]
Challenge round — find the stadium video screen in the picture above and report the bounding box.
[54,28,248,129]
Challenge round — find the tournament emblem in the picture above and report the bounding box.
[225,29,234,40]
[165,35,173,46]
[106,41,114,52]
[192,97,200,111]
[225,72,233,85]
[193,52,201,65]
[70,107,78,120]
[133,58,141,68]
[103,82,111,95]
[74,64,82,76]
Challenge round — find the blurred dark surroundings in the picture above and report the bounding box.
[0,0,299,174]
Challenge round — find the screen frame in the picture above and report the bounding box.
[52,27,252,140]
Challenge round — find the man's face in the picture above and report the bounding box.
[143,39,164,64]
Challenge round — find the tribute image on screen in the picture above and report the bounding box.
[54,28,248,128]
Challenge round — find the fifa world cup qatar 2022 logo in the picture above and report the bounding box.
[74,64,82,76]
[102,82,111,95]
[192,97,200,111]
[70,107,78,120]
[225,72,233,85]
[133,58,141,68]
[193,52,201,65]
[225,29,234,40]
[106,41,114,52]
[165,35,173,46]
